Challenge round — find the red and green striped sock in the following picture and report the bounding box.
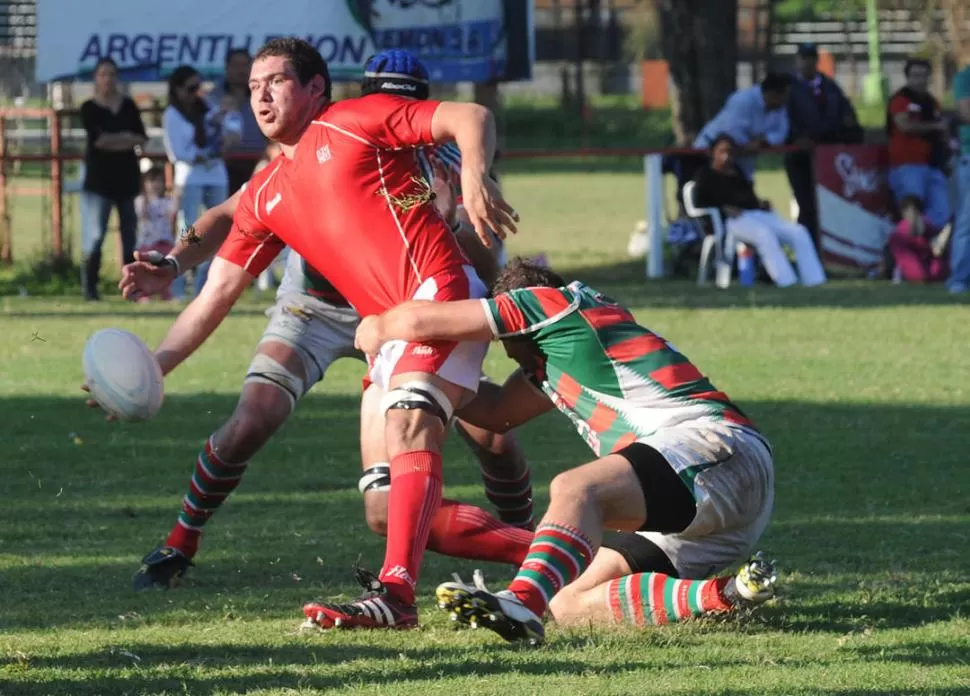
[606,573,734,625]
[164,436,248,558]
[507,523,594,616]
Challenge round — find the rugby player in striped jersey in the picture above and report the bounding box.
[354,259,778,643]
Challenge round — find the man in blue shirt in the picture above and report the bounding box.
[785,43,862,238]
[948,62,970,294]
[693,73,793,180]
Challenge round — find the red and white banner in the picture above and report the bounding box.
[814,144,895,275]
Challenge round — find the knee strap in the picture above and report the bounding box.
[379,380,454,425]
[358,464,391,494]
[244,353,304,409]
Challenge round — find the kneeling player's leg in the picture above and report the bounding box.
[550,534,742,626]
[552,434,777,627]
[164,339,308,559]
[359,384,533,566]
[504,447,677,619]
[435,450,662,643]
[454,379,534,530]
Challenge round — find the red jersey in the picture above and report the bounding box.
[886,90,941,167]
[218,94,468,316]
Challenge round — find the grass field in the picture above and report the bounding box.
[2,168,970,695]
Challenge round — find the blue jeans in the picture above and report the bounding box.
[179,183,229,295]
[80,191,137,299]
[949,157,970,290]
[888,164,951,229]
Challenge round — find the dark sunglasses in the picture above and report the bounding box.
[184,81,201,93]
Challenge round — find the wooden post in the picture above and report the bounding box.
[0,117,10,264]
[51,109,64,258]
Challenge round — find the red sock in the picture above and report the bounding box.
[379,450,443,605]
[427,500,533,566]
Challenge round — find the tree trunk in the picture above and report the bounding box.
[655,0,738,144]
[941,0,970,67]
[842,9,858,98]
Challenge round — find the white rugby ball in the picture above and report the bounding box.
[82,328,164,422]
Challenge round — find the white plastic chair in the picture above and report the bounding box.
[682,180,734,288]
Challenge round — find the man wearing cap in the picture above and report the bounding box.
[785,43,861,239]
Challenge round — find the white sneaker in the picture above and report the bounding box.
[729,551,778,605]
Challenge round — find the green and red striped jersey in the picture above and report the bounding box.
[482,281,756,457]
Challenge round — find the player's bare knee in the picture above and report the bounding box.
[384,408,443,452]
[381,379,454,452]
[363,492,389,537]
[549,469,595,509]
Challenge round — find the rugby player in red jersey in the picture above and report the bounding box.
[216,38,517,628]
[111,51,533,596]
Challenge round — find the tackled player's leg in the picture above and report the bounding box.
[302,266,492,628]
[302,382,535,630]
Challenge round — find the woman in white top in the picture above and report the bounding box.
[162,65,229,295]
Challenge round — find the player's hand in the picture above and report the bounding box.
[461,169,518,248]
[431,160,459,228]
[354,315,383,357]
[80,383,117,422]
[119,251,177,301]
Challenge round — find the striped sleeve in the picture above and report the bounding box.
[482,287,580,338]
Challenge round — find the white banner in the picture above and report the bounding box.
[36,0,533,82]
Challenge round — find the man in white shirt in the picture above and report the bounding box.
[694,73,793,179]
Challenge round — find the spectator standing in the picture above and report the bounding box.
[79,57,147,300]
[693,135,826,287]
[947,61,970,294]
[693,73,793,180]
[163,65,229,295]
[206,49,266,194]
[886,59,951,230]
[785,43,863,239]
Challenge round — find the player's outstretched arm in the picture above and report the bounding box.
[119,190,242,301]
[457,369,554,434]
[355,299,493,355]
[154,258,252,376]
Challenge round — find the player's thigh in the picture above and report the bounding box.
[255,294,361,402]
[549,454,649,531]
[360,383,389,467]
[639,427,774,578]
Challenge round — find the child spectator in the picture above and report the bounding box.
[888,196,951,284]
[134,168,182,301]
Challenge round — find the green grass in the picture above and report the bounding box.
[2,169,970,695]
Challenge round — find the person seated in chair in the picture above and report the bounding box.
[692,134,826,287]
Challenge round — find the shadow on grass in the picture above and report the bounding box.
[552,259,968,310]
[2,394,969,638]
